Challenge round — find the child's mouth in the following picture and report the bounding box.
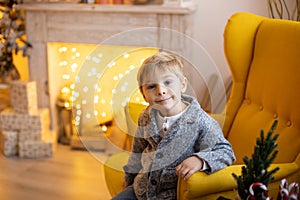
[156,97,171,103]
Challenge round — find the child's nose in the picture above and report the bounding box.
[157,84,166,95]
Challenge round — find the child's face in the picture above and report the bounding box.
[141,67,187,116]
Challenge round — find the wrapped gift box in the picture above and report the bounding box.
[19,141,53,158]
[10,81,38,114]
[18,130,56,158]
[22,108,50,131]
[19,129,42,142]
[0,108,50,131]
[0,81,56,158]
[0,131,18,156]
[0,108,22,130]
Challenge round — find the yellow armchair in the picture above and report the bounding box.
[104,12,300,199]
[178,12,300,199]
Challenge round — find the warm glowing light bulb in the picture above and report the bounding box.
[62,74,70,80]
[61,61,68,66]
[75,115,81,121]
[94,95,99,103]
[96,87,102,93]
[83,87,88,92]
[72,91,79,98]
[96,73,102,79]
[70,96,76,102]
[123,53,129,58]
[61,87,70,94]
[58,46,68,53]
[108,61,116,68]
[101,125,108,132]
[92,57,100,63]
[129,65,135,70]
[71,63,78,71]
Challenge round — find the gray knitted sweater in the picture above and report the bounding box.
[123,94,235,200]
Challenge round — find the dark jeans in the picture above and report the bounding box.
[111,185,137,200]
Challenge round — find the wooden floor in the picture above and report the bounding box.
[0,144,112,200]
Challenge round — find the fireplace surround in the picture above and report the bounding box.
[17,3,197,131]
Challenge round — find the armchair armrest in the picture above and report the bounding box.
[104,151,130,197]
[177,165,240,200]
[177,159,300,200]
[105,152,300,199]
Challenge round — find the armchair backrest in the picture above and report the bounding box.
[124,102,148,137]
[223,12,300,164]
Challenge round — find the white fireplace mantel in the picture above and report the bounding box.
[17,3,197,130]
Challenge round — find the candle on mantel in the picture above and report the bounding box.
[113,0,124,4]
[95,0,109,4]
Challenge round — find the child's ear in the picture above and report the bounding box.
[181,77,188,93]
[139,87,147,101]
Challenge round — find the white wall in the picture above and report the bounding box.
[193,0,269,85]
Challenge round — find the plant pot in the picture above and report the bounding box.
[0,65,20,84]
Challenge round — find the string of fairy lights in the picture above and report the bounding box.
[53,43,156,133]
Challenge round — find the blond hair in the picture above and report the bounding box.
[137,51,185,88]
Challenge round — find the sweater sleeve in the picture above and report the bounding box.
[193,112,236,173]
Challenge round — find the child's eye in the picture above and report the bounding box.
[146,84,156,90]
[165,80,172,85]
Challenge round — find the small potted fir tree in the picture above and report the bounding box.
[232,120,298,200]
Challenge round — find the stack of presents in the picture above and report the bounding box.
[0,81,56,158]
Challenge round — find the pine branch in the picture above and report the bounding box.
[232,120,280,199]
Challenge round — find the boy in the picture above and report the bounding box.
[112,51,235,200]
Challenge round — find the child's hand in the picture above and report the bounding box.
[175,156,203,181]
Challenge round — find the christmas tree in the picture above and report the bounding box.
[232,120,280,200]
